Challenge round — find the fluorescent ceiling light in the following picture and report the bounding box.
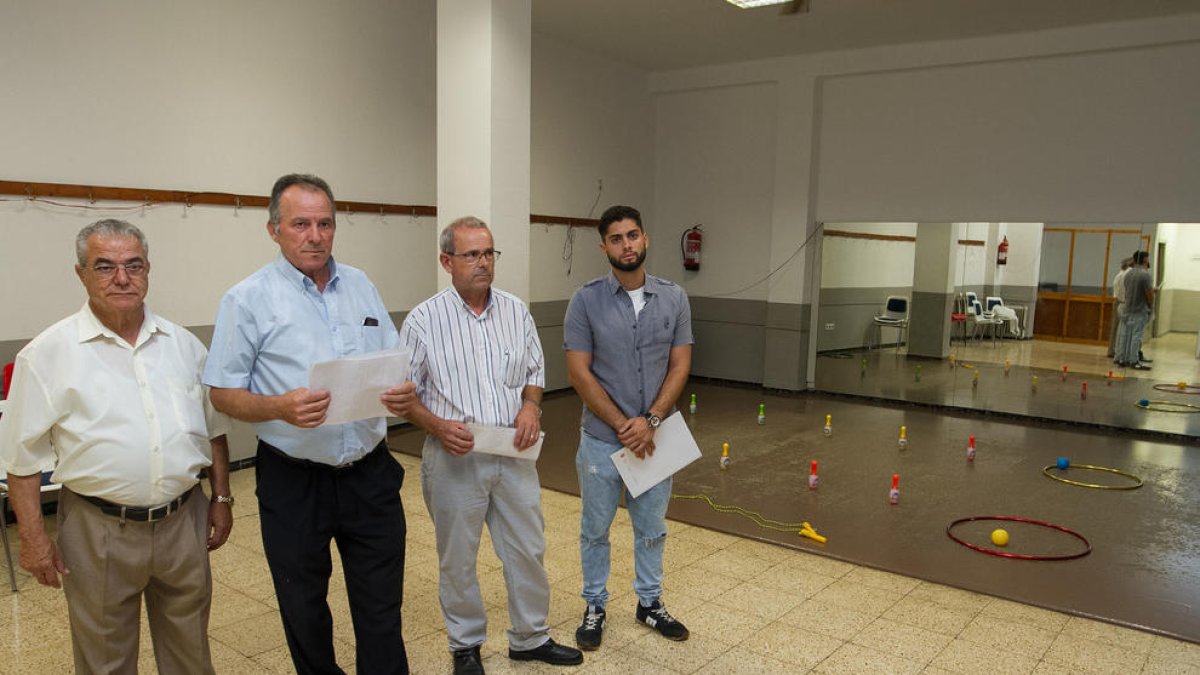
[725,0,792,8]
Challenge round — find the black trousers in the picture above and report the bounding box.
[257,440,408,675]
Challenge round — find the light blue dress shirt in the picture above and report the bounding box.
[203,255,399,465]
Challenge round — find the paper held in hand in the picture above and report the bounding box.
[610,412,701,499]
[309,348,410,426]
[465,423,545,461]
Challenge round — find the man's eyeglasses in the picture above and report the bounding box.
[89,262,148,278]
[447,249,501,265]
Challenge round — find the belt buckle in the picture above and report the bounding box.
[147,501,173,523]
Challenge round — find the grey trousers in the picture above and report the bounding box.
[420,437,551,652]
[59,486,214,675]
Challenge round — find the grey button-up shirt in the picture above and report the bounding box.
[563,272,693,444]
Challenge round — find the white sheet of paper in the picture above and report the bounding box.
[309,348,410,426]
[466,423,544,461]
[610,412,701,498]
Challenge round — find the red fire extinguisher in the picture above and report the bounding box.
[997,236,1009,266]
[681,225,702,271]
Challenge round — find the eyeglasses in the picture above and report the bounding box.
[89,262,148,278]
[447,249,501,265]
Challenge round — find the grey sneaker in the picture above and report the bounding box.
[575,605,606,650]
[636,599,689,641]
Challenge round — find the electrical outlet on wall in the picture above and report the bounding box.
[824,322,835,330]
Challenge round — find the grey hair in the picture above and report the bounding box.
[439,216,489,255]
[268,173,337,231]
[75,219,149,266]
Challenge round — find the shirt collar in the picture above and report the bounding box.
[76,302,167,347]
[447,284,495,318]
[272,254,339,292]
[605,271,654,296]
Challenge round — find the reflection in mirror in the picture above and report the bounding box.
[814,223,1200,439]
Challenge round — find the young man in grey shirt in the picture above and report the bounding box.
[563,205,693,651]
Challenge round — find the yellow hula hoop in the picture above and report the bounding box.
[1134,399,1200,413]
[1042,464,1143,490]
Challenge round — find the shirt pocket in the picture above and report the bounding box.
[361,323,385,353]
[169,381,210,438]
[501,344,528,388]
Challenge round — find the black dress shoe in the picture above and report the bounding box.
[508,638,584,666]
[453,645,485,675]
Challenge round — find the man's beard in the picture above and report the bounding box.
[608,248,646,272]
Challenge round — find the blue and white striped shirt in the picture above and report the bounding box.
[401,286,544,428]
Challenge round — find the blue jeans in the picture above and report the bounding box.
[576,429,672,609]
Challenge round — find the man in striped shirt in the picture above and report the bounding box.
[396,217,583,675]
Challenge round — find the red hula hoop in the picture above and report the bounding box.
[946,515,1092,561]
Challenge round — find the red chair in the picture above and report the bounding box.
[2,362,12,400]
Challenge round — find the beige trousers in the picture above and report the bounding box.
[58,486,214,675]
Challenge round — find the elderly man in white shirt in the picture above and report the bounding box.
[0,219,232,675]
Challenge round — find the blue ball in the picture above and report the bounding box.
[1056,457,1069,470]
[1138,399,1150,407]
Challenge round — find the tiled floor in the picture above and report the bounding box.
[2,455,1199,674]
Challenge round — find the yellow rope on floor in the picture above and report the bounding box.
[671,493,827,543]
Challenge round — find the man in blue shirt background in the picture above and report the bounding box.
[204,174,411,675]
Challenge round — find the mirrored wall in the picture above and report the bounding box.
[813,222,1200,438]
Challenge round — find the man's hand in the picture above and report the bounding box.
[435,419,475,456]
[207,501,233,551]
[617,416,656,459]
[380,381,418,417]
[19,530,68,588]
[512,402,541,452]
[277,388,330,428]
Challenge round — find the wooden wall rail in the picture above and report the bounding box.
[0,179,600,227]
[822,229,916,242]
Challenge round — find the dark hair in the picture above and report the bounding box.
[598,205,643,238]
[268,173,336,229]
[1132,250,1150,265]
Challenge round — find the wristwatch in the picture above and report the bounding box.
[212,495,236,506]
[645,413,662,430]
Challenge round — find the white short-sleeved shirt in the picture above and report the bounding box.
[0,303,229,506]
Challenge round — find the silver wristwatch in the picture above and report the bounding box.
[645,413,662,430]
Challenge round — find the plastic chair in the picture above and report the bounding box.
[870,296,909,350]
[967,300,1003,345]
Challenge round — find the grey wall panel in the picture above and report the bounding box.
[908,292,954,358]
[690,320,764,383]
[766,302,805,331]
[531,300,569,328]
[690,297,767,326]
[816,286,911,351]
[538,325,571,392]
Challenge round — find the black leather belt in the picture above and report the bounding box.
[79,487,194,523]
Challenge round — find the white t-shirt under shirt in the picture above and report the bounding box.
[626,286,646,316]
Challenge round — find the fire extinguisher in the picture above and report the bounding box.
[681,225,702,271]
[997,236,1009,266]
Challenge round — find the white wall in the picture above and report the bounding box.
[820,223,916,289]
[0,4,661,342]
[995,223,1044,290]
[0,1,439,341]
[650,14,1200,320]
[650,82,779,298]
[529,33,655,301]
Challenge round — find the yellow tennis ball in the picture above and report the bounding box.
[991,529,1009,547]
[1179,381,1188,390]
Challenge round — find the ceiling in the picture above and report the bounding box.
[532,0,1200,71]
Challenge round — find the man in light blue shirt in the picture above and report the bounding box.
[204,174,410,675]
